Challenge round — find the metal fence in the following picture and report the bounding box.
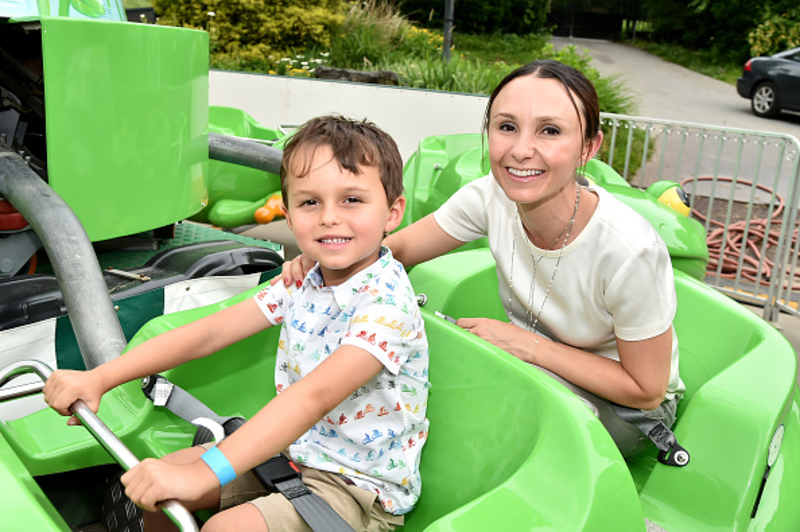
[597,113,800,321]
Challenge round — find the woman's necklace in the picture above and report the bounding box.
[508,185,582,332]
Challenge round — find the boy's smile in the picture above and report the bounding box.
[283,144,405,286]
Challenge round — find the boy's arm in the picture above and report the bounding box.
[120,345,384,511]
[44,298,272,419]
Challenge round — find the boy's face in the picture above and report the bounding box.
[282,144,405,286]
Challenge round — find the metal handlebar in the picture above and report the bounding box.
[0,360,199,532]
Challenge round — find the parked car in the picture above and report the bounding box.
[737,47,800,118]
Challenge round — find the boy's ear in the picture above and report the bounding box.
[282,203,292,230]
[384,195,406,234]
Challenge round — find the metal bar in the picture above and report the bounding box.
[657,125,669,182]
[208,133,282,174]
[0,380,44,402]
[732,135,762,295]
[755,140,785,319]
[637,123,652,188]
[607,118,618,169]
[622,121,635,181]
[712,134,742,283]
[763,140,793,320]
[0,146,126,369]
[0,361,199,532]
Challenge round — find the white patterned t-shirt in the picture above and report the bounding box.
[252,248,430,515]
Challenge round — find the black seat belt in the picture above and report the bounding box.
[142,375,356,532]
[610,402,690,466]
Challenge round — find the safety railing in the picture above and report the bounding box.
[597,112,800,321]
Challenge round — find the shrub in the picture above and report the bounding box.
[152,0,345,67]
[327,0,444,69]
[388,53,512,94]
[748,8,800,57]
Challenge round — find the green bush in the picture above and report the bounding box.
[388,53,512,94]
[152,0,345,66]
[327,0,444,69]
[748,8,800,56]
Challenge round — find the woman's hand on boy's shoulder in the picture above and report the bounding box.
[43,368,107,424]
[270,253,316,288]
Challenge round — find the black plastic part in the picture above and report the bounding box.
[102,467,144,532]
[657,441,691,467]
[252,455,304,493]
[192,425,217,447]
[0,240,283,331]
[223,417,246,436]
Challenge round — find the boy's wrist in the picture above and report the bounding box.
[90,365,115,395]
[200,446,237,486]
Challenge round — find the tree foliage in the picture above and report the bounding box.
[748,7,800,56]
[399,0,549,35]
[642,0,798,63]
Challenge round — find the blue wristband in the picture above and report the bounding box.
[201,446,237,487]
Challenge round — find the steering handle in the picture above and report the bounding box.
[0,360,199,532]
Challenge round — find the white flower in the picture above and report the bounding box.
[208,11,215,16]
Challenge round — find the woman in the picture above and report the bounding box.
[283,60,684,456]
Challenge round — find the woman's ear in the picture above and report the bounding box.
[583,131,604,163]
[384,195,407,234]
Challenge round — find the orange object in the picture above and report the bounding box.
[0,199,27,231]
[254,193,284,224]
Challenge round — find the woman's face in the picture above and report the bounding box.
[488,75,591,209]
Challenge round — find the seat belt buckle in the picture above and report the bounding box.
[253,454,303,492]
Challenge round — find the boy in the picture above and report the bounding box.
[43,116,430,532]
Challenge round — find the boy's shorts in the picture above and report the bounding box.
[202,445,403,532]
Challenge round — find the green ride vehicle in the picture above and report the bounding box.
[1,3,799,531]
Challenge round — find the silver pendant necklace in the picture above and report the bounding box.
[508,185,582,332]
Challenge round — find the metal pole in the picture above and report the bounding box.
[0,360,199,532]
[442,0,454,62]
[0,145,126,369]
[208,133,283,174]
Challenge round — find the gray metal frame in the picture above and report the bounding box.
[598,112,800,321]
[0,360,199,532]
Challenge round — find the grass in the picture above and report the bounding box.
[453,33,551,65]
[624,39,742,85]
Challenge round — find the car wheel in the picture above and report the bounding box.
[751,82,780,118]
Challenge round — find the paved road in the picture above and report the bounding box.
[551,37,800,136]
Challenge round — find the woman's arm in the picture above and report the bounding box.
[383,214,465,268]
[457,317,672,410]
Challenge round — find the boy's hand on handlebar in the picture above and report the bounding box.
[43,369,106,425]
[269,254,316,288]
[121,456,217,513]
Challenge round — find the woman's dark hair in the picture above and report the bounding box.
[483,60,601,145]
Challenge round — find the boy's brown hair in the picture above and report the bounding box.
[280,116,404,207]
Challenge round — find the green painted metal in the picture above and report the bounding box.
[399,134,710,280]
[196,106,286,227]
[2,248,797,529]
[34,17,209,242]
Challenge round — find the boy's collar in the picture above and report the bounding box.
[304,247,393,295]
